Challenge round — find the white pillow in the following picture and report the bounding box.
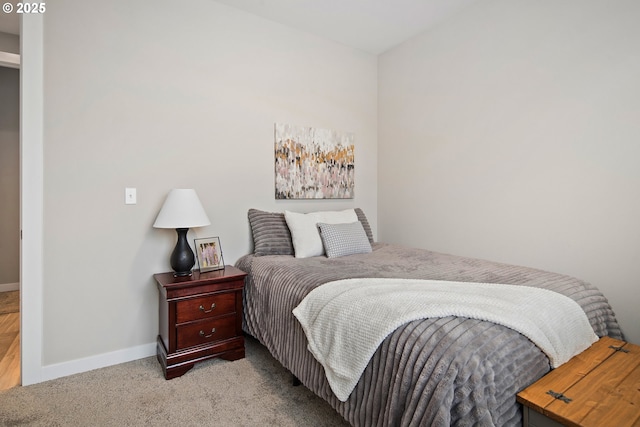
[284,209,358,258]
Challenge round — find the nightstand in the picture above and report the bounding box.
[154,266,247,379]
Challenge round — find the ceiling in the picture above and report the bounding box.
[0,0,478,54]
[214,0,478,54]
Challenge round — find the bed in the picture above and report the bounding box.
[235,208,622,426]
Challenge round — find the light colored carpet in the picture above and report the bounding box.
[0,336,350,426]
[0,291,19,315]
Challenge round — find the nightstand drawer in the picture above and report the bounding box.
[176,315,237,350]
[176,292,236,323]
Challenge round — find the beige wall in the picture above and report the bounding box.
[0,31,19,54]
[34,0,637,375]
[379,0,640,344]
[42,0,377,365]
[0,66,19,285]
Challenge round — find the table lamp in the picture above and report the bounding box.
[153,189,211,276]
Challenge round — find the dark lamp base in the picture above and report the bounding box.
[170,228,195,277]
[173,271,193,278]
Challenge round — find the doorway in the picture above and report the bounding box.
[1,12,44,389]
[0,40,20,390]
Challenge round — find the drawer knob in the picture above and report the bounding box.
[199,303,216,314]
[199,328,216,338]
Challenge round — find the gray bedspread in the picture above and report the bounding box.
[236,243,622,426]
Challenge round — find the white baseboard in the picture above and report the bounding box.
[40,342,157,383]
[0,282,20,292]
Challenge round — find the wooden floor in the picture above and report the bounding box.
[0,293,20,391]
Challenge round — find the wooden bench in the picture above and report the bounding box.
[517,336,640,427]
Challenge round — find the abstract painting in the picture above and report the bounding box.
[275,123,354,199]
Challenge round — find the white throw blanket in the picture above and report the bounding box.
[292,278,598,402]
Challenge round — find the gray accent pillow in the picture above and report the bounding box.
[317,221,373,258]
[248,209,294,256]
[354,208,374,244]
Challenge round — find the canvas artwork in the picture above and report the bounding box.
[275,123,354,199]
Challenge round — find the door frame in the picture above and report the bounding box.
[20,13,44,386]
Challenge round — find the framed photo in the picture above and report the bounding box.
[194,237,225,272]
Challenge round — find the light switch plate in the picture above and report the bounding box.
[125,188,137,204]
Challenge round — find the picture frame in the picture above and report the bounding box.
[194,236,225,272]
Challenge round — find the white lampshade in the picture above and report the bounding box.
[153,189,211,229]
